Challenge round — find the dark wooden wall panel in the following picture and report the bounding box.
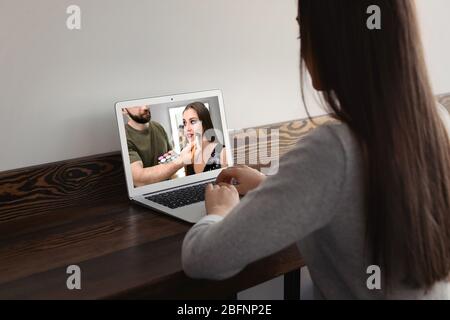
[0,153,127,224]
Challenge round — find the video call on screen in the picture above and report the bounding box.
[122,96,228,187]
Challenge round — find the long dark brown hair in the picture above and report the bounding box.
[298,0,450,288]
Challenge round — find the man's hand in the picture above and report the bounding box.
[216,165,267,196]
[177,142,194,166]
[205,183,240,217]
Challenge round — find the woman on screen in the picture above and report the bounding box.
[182,102,228,176]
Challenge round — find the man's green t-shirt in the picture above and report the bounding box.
[126,121,172,168]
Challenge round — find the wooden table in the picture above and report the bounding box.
[0,116,331,300]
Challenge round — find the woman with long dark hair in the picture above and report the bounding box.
[182,102,228,175]
[182,0,450,299]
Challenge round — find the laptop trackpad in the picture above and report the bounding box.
[171,201,206,223]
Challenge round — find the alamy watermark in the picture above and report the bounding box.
[67,4,380,31]
[232,128,280,175]
[66,265,81,290]
[366,265,381,290]
[66,5,81,30]
[173,127,281,175]
[367,5,381,30]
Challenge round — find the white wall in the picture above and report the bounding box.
[1,1,449,171]
[415,0,450,94]
[0,0,311,171]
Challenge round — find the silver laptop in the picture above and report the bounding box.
[115,90,233,223]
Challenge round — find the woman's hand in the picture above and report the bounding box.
[205,183,240,217]
[215,165,267,196]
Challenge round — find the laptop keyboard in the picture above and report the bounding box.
[145,182,212,209]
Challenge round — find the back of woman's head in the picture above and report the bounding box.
[298,0,450,289]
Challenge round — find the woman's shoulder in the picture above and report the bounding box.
[305,120,358,152]
[272,120,359,197]
[285,120,362,172]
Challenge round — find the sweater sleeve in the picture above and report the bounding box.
[182,123,348,280]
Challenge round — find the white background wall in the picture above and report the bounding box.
[415,0,450,94]
[0,0,308,171]
[1,0,449,171]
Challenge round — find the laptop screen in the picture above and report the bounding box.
[116,91,231,195]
